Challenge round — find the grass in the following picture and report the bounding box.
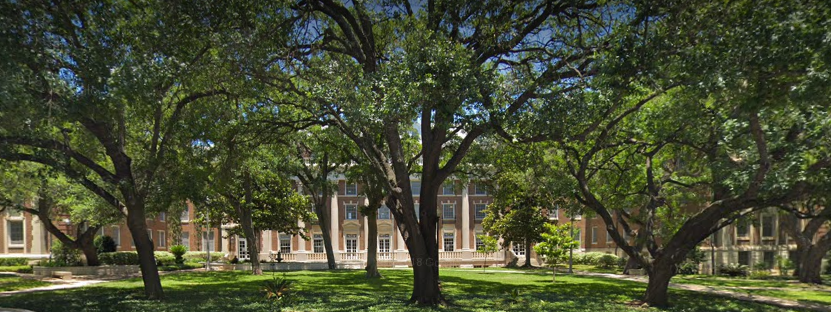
[0,274,50,292]
[0,265,33,274]
[672,275,831,306]
[0,269,809,312]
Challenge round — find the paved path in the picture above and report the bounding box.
[579,272,831,312]
[0,279,107,297]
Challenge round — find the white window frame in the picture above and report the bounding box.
[512,242,526,256]
[442,203,455,220]
[180,231,189,249]
[180,203,190,221]
[157,230,166,248]
[443,232,455,251]
[736,221,749,238]
[159,212,166,222]
[238,237,249,260]
[279,235,291,254]
[606,229,613,244]
[378,206,391,220]
[573,228,582,244]
[345,204,358,220]
[7,220,24,247]
[345,183,358,196]
[378,234,391,255]
[473,183,487,195]
[442,183,454,195]
[591,227,598,244]
[112,226,121,247]
[345,234,358,253]
[474,204,487,220]
[761,215,775,238]
[313,234,324,253]
[475,234,484,251]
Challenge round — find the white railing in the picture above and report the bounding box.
[307,253,327,262]
[472,252,496,259]
[340,252,365,261]
[378,252,392,260]
[439,251,463,259]
[280,253,296,261]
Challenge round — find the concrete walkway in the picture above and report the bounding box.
[579,272,831,312]
[0,279,107,297]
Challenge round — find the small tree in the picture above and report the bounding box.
[476,235,499,272]
[534,223,578,282]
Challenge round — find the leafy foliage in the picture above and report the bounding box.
[719,264,750,277]
[169,245,187,265]
[51,241,81,267]
[99,252,140,266]
[95,236,118,254]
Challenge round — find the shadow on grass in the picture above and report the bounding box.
[0,270,808,312]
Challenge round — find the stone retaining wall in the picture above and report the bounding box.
[33,265,140,277]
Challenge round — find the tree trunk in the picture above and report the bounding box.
[78,234,100,266]
[408,194,443,305]
[623,256,640,275]
[798,247,827,284]
[523,237,532,268]
[237,205,262,275]
[126,206,164,299]
[643,261,674,307]
[366,213,381,278]
[315,202,337,269]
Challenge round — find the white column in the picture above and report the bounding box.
[363,198,370,251]
[330,191,340,251]
[31,215,45,254]
[265,230,273,253]
[297,220,306,252]
[396,224,406,251]
[462,185,471,251]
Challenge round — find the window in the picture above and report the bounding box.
[736,221,749,238]
[345,183,358,195]
[512,242,526,256]
[474,204,487,220]
[202,231,215,252]
[379,234,391,257]
[475,234,484,251]
[238,237,249,260]
[606,229,613,244]
[180,231,189,249]
[762,215,775,238]
[573,228,582,244]
[345,234,358,253]
[8,220,23,246]
[410,181,421,195]
[548,207,558,220]
[442,182,454,195]
[112,227,121,247]
[443,232,455,251]
[442,203,455,220]
[313,234,324,253]
[414,204,420,221]
[738,251,750,266]
[378,206,391,220]
[763,251,775,269]
[473,183,487,195]
[591,227,598,244]
[159,212,166,222]
[157,231,166,248]
[280,235,291,254]
[345,204,358,220]
[181,203,190,221]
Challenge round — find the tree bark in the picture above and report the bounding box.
[408,192,443,305]
[78,233,100,266]
[643,261,674,307]
[125,205,164,299]
[366,213,381,278]
[315,202,337,269]
[524,237,532,267]
[798,249,825,284]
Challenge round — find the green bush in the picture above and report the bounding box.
[183,251,225,262]
[0,265,33,273]
[573,252,608,265]
[753,261,771,272]
[0,258,28,266]
[159,262,201,272]
[719,263,749,277]
[99,252,140,265]
[94,235,118,254]
[169,245,187,264]
[154,252,175,266]
[776,256,794,276]
[51,241,82,266]
[597,254,619,269]
[677,262,699,275]
[824,261,831,275]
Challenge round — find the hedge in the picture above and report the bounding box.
[0,258,28,266]
[99,252,140,265]
[100,251,224,266]
[183,251,225,262]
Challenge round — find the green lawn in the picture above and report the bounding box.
[672,275,831,306]
[0,269,808,312]
[0,274,50,292]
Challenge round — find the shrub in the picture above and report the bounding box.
[230,256,239,264]
[183,251,225,262]
[0,265,33,273]
[776,256,794,276]
[677,262,699,275]
[753,261,771,272]
[0,258,28,266]
[159,262,201,272]
[597,254,619,269]
[262,277,293,305]
[99,252,140,265]
[573,252,608,265]
[616,256,628,270]
[154,252,175,266]
[824,261,831,275]
[719,263,749,277]
[51,241,82,266]
[94,236,118,254]
[750,270,770,279]
[169,245,187,264]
